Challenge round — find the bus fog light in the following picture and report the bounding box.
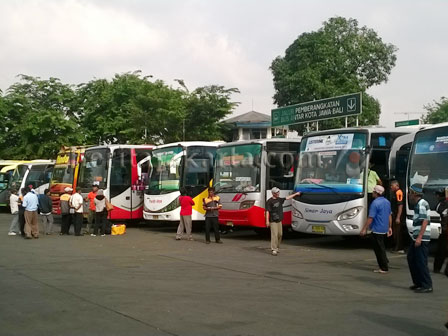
[342,224,359,231]
[337,207,362,221]
[240,200,255,210]
[292,205,303,219]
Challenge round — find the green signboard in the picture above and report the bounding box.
[395,119,419,127]
[271,92,362,127]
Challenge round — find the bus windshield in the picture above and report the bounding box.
[146,146,183,195]
[77,148,109,191]
[408,126,448,209]
[51,165,74,185]
[296,133,367,193]
[215,144,261,193]
[0,172,11,191]
[9,165,28,190]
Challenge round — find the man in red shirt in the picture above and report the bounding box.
[176,187,195,241]
[85,182,99,234]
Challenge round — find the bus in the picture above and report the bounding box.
[0,161,29,206]
[9,160,55,196]
[77,145,153,221]
[291,127,412,236]
[50,146,90,214]
[143,142,218,222]
[406,123,448,239]
[214,139,301,229]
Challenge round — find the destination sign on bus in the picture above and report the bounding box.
[304,134,354,152]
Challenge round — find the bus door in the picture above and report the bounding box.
[133,150,152,219]
[109,148,132,220]
[265,142,300,224]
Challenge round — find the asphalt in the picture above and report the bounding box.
[0,212,447,336]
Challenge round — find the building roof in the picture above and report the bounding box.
[224,111,271,126]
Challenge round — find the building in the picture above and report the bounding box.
[223,111,287,141]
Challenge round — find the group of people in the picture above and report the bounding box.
[175,186,223,244]
[7,182,110,238]
[8,186,53,238]
[361,180,448,295]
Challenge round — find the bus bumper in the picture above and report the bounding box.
[143,210,180,221]
[291,218,362,235]
[406,218,441,240]
[219,206,291,228]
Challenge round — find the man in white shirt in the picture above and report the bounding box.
[8,189,20,235]
[70,187,84,236]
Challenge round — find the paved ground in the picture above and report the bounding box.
[0,212,447,336]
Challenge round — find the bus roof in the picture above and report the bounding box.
[18,160,54,167]
[85,144,154,151]
[153,141,221,150]
[218,138,301,148]
[0,162,30,173]
[301,126,415,138]
[414,122,448,133]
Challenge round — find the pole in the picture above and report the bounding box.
[316,121,319,131]
[356,116,359,127]
[345,117,348,128]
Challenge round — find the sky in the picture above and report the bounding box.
[0,0,447,127]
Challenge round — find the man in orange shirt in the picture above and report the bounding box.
[85,182,99,234]
[390,180,405,253]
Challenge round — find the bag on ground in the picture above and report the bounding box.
[111,224,126,235]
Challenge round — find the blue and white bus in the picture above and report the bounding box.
[291,127,412,235]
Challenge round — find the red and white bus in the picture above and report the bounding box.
[214,139,301,230]
[77,145,153,221]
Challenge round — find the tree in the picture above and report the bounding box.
[0,75,82,159]
[422,97,448,124]
[270,16,397,131]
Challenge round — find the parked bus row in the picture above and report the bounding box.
[2,123,447,240]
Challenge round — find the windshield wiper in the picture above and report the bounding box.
[302,180,340,194]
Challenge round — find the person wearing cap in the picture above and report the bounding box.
[85,182,99,234]
[433,189,448,276]
[203,187,223,244]
[60,187,73,235]
[407,184,433,293]
[92,189,108,236]
[265,187,301,256]
[70,187,84,236]
[389,180,405,253]
[360,185,392,273]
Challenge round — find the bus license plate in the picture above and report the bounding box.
[153,215,159,220]
[226,221,233,226]
[312,225,326,234]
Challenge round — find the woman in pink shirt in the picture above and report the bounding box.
[176,187,195,241]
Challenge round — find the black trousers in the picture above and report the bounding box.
[408,241,432,289]
[434,229,447,273]
[371,233,389,271]
[73,213,83,236]
[94,211,108,235]
[61,214,72,234]
[19,206,25,236]
[205,217,221,242]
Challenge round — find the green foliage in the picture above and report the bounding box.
[422,97,448,124]
[0,72,238,159]
[270,16,397,130]
[0,75,82,159]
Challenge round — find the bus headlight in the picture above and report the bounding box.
[337,207,362,221]
[240,200,255,210]
[292,205,303,219]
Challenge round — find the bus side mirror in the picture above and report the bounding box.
[364,146,372,154]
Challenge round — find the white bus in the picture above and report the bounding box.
[0,161,29,206]
[214,139,301,230]
[406,123,448,239]
[291,127,411,235]
[9,160,55,196]
[77,145,153,221]
[143,142,218,222]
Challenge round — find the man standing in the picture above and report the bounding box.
[70,187,84,236]
[22,186,40,239]
[38,188,54,235]
[389,180,405,253]
[60,187,72,235]
[433,189,448,276]
[85,182,99,234]
[407,184,433,293]
[360,185,392,273]
[203,187,222,244]
[265,187,301,256]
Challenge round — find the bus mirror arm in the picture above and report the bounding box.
[364,145,372,154]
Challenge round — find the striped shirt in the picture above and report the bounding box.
[412,198,431,241]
